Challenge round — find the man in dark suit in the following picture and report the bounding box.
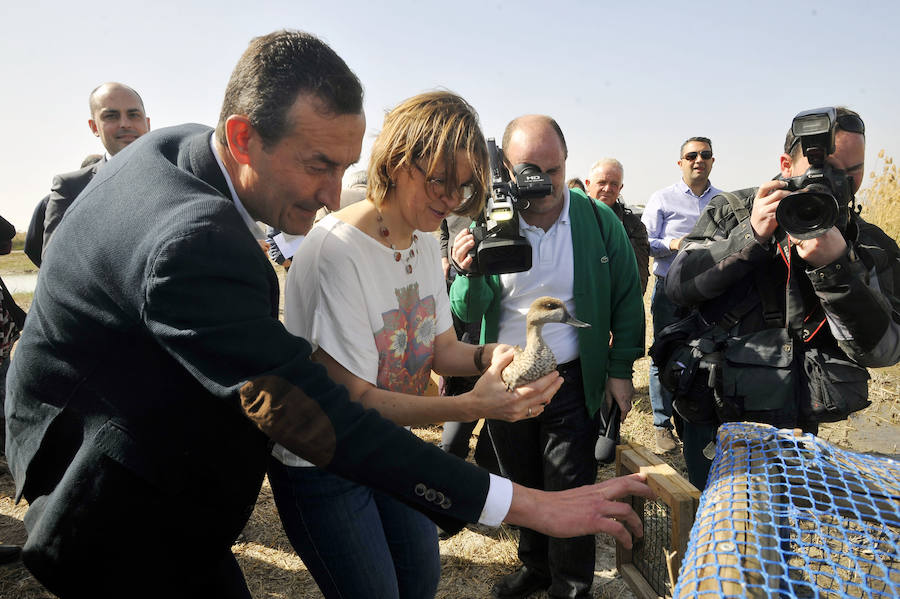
[7,30,651,598]
[25,155,103,267]
[41,83,150,257]
[22,195,48,267]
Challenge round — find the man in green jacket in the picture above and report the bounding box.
[450,115,645,599]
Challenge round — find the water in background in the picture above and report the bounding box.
[2,273,38,294]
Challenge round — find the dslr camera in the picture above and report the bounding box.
[775,107,856,240]
[466,139,552,274]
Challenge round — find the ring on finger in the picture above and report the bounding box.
[527,407,533,417]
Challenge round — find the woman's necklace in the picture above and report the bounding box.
[375,206,418,274]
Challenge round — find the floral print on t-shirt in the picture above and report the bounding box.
[374,283,435,394]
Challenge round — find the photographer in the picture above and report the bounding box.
[450,115,644,599]
[665,107,900,490]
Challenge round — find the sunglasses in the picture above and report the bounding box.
[683,150,713,161]
[836,114,865,135]
[787,113,866,152]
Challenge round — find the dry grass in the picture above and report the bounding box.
[10,233,25,253]
[860,150,900,241]
[0,251,36,276]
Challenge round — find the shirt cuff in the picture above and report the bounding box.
[807,246,858,288]
[478,473,513,526]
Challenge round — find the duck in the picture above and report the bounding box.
[501,296,590,390]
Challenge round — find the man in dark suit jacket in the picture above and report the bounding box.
[25,156,103,267]
[22,195,48,267]
[7,30,651,598]
[41,83,150,257]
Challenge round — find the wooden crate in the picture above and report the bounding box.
[615,443,700,599]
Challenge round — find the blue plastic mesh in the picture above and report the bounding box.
[674,422,900,598]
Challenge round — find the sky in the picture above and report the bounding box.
[3,0,899,230]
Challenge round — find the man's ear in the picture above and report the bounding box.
[88,118,100,138]
[779,153,793,178]
[145,117,151,132]
[225,115,255,165]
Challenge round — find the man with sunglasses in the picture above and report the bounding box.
[641,137,721,453]
[665,107,900,489]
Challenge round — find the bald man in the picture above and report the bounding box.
[42,82,150,255]
[450,115,644,599]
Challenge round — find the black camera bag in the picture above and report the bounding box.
[801,347,870,422]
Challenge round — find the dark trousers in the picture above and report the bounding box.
[21,454,254,599]
[680,420,717,490]
[487,360,600,598]
[441,420,501,475]
[682,419,820,491]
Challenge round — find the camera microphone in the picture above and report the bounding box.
[594,402,621,464]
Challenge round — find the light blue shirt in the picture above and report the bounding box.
[641,179,721,277]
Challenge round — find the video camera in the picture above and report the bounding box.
[775,107,856,240]
[466,139,551,275]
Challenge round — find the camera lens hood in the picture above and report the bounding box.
[776,190,839,240]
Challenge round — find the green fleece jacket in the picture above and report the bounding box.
[449,188,645,417]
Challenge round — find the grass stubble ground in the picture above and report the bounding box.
[0,256,897,598]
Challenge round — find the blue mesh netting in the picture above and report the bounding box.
[674,422,900,598]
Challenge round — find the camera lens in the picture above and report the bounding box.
[795,199,822,221]
[776,190,840,240]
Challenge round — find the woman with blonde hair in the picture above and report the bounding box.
[268,91,562,598]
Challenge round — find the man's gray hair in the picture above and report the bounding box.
[346,169,367,188]
[588,157,624,179]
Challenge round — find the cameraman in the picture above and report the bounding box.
[450,115,644,599]
[666,107,900,489]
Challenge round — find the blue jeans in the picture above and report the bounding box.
[487,360,599,597]
[267,457,440,599]
[649,276,680,429]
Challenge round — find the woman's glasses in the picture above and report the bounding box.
[414,164,476,202]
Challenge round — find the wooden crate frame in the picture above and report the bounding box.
[615,443,700,599]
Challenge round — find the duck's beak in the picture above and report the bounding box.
[563,313,590,328]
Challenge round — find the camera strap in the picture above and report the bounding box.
[719,190,751,223]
